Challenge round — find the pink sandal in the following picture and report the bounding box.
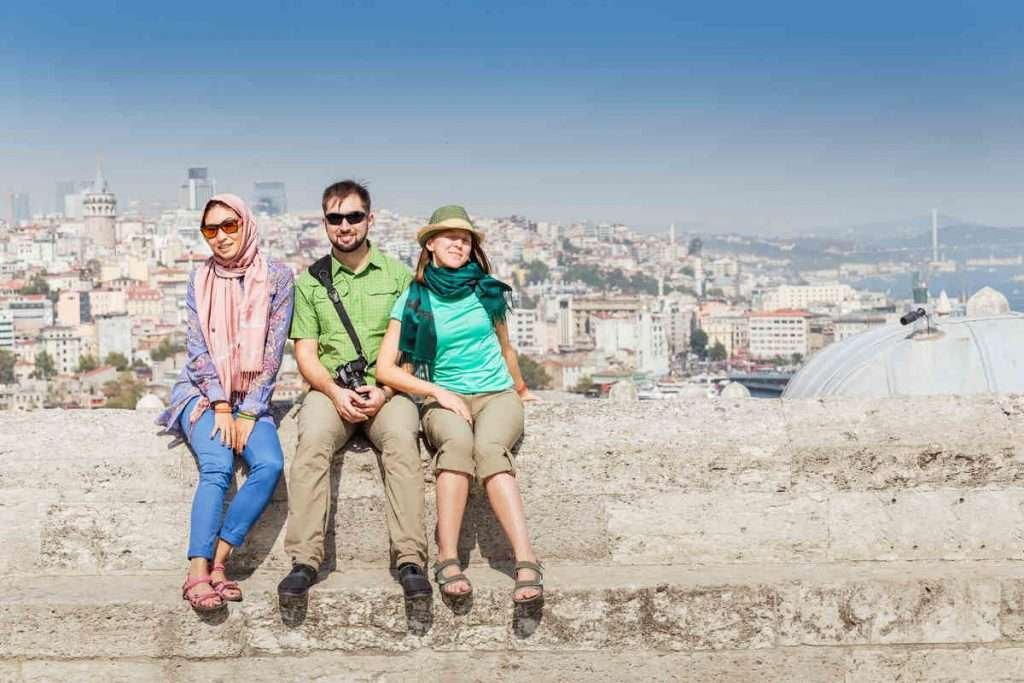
[182,575,224,612]
[211,563,243,602]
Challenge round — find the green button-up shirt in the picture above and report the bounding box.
[290,244,412,385]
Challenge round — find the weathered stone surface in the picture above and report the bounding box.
[608,493,827,564]
[778,578,1002,646]
[828,489,1024,561]
[845,646,1024,682]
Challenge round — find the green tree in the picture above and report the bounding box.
[708,341,727,362]
[77,354,99,373]
[104,352,129,371]
[102,372,145,409]
[523,259,550,284]
[0,350,15,384]
[33,351,56,380]
[517,353,551,390]
[690,329,708,358]
[573,375,594,394]
[150,337,184,361]
[19,273,50,296]
[791,352,804,365]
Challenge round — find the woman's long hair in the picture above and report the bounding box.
[414,234,491,283]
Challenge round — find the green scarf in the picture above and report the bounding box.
[399,261,512,376]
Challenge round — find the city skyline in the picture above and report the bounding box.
[5,2,1024,232]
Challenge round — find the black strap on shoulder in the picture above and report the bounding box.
[309,255,365,359]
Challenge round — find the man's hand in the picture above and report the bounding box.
[330,386,369,423]
[354,385,387,418]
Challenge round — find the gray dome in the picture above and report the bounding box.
[784,313,1024,399]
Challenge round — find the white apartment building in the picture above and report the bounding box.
[702,314,749,358]
[39,325,81,375]
[96,313,132,363]
[0,310,13,350]
[756,284,856,311]
[748,310,810,360]
[507,307,542,354]
[636,311,669,376]
[3,295,54,332]
[89,289,128,316]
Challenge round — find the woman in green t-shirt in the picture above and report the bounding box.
[376,205,543,604]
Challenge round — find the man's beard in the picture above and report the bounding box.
[330,231,368,253]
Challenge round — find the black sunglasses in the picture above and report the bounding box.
[325,211,367,226]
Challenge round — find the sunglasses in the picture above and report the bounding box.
[200,218,241,239]
[325,211,367,226]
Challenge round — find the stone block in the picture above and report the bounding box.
[608,493,828,564]
[845,647,1024,682]
[828,489,1024,561]
[778,577,1002,646]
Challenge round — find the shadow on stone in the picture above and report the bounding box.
[512,598,544,639]
[278,593,309,627]
[194,604,230,626]
[404,595,434,635]
[440,590,474,616]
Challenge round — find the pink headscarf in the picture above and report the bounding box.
[189,193,271,425]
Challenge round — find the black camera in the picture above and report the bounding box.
[333,356,369,391]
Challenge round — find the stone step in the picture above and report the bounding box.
[7,646,1024,682]
[3,561,1024,662]
[6,401,1024,574]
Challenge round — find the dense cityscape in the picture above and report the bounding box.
[1,165,1018,410]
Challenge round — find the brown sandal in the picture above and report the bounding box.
[513,560,544,604]
[433,558,473,597]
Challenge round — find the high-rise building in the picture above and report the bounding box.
[253,181,287,215]
[8,193,31,225]
[180,167,215,210]
[56,181,76,216]
[83,165,117,249]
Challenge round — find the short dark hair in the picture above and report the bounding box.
[322,180,371,214]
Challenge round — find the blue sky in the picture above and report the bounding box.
[4,1,1024,232]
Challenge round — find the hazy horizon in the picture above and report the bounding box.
[5,1,1024,234]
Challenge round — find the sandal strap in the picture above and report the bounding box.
[514,560,543,573]
[212,563,227,572]
[182,575,213,595]
[213,579,240,590]
[436,572,469,587]
[515,579,544,588]
[432,558,461,580]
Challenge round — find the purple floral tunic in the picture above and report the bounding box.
[157,258,295,437]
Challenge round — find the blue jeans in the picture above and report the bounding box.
[181,397,284,560]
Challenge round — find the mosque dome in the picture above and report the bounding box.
[966,287,1010,317]
[784,302,1024,399]
[135,393,165,410]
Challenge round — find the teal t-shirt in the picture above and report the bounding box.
[390,287,513,394]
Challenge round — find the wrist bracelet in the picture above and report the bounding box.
[236,411,257,421]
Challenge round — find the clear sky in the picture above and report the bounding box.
[4,1,1024,233]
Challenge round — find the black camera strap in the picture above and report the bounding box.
[309,255,369,363]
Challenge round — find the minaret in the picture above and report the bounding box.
[931,208,939,263]
[669,222,675,246]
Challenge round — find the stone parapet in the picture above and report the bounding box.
[2,395,1024,680]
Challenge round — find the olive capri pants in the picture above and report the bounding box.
[421,389,524,481]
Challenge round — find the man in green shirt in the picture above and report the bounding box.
[278,180,431,600]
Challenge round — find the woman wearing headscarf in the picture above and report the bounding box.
[376,205,543,605]
[158,194,294,612]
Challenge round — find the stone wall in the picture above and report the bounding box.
[2,395,1024,681]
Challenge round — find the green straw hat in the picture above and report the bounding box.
[416,205,485,246]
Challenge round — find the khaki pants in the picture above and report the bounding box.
[284,390,425,569]
[421,389,524,482]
